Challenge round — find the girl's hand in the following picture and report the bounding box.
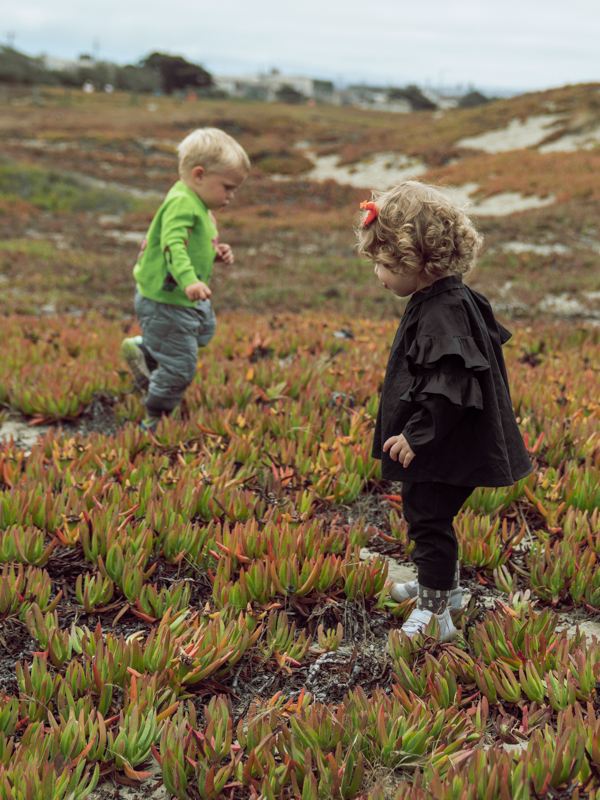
[184,281,212,301]
[216,244,234,264]
[383,434,415,468]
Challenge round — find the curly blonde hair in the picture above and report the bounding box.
[355,181,483,282]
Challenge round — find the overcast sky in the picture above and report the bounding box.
[5,0,600,92]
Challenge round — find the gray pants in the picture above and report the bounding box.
[135,290,216,415]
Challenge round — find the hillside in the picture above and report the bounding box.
[1,83,600,318]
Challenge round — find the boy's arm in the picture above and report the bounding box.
[159,198,200,290]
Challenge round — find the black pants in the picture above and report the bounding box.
[401,482,474,591]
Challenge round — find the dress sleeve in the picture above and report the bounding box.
[402,396,467,453]
[400,343,487,452]
[406,334,489,373]
[496,322,512,345]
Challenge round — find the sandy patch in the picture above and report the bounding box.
[273,151,428,190]
[272,148,555,216]
[360,548,417,585]
[470,191,555,216]
[538,293,587,317]
[502,242,571,256]
[104,230,146,245]
[74,173,163,201]
[0,418,49,450]
[557,617,600,642]
[456,115,563,153]
[539,127,600,153]
[440,185,555,217]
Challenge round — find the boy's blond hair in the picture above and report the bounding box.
[178,128,251,178]
[356,181,483,281]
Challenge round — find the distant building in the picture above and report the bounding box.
[342,85,413,113]
[214,69,334,103]
[41,54,99,72]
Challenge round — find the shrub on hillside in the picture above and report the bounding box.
[141,52,212,95]
[459,90,493,108]
[388,85,437,111]
[0,46,46,85]
[276,84,307,104]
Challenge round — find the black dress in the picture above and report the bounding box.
[372,275,533,487]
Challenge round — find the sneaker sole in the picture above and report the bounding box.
[400,609,458,642]
[121,339,151,393]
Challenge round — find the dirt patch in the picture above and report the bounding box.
[0,392,121,446]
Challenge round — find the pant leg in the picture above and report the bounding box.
[135,291,200,415]
[194,298,217,347]
[401,481,474,591]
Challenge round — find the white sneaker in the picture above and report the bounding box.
[400,607,457,642]
[390,580,463,612]
[121,336,151,393]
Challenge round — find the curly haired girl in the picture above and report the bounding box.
[357,181,532,641]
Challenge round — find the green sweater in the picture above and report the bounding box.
[133,181,218,307]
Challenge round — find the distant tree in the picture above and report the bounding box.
[114,64,161,93]
[275,84,306,104]
[458,90,493,108]
[388,85,437,111]
[141,52,212,94]
[0,46,45,84]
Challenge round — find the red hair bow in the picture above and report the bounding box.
[360,200,378,226]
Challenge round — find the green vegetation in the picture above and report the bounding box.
[0,316,599,798]
[0,162,142,215]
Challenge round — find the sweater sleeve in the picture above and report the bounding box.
[159,197,199,290]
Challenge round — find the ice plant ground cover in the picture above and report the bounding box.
[1,313,600,799]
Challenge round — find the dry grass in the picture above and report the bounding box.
[3,84,600,319]
[425,149,600,203]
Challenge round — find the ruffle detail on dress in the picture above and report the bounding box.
[406,335,490,372]
[400,372,483,409]
[497,322,512,345]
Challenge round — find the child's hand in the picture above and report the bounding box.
[215,244,234,265]
[184,281,212,301]
[383,434,415,468]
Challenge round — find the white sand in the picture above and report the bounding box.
[273,146,556,216]
[273,151,428,190]
[442,185,556,216]
[0,418,49,449]
[538,293,587,317]
[539,126,600,153]
[359,547,417,584]
[470,191,555,216]
[456,114,563,153]
[104,230,146,245]
[502,242,571,255]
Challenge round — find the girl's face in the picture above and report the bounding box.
[374,263,420,297]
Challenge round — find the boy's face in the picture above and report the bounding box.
[187,167,247,210]
[374,263,420,297]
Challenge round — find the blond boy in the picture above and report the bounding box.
[121,128,250,430]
